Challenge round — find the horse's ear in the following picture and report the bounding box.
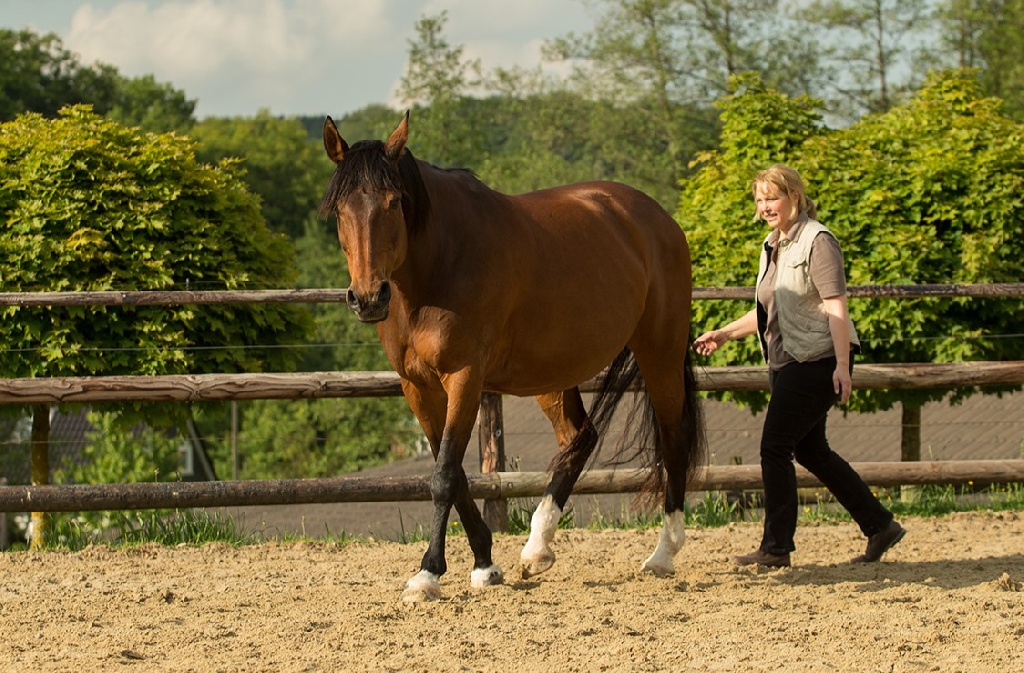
[323,116,349,163]
[384,110,409,161]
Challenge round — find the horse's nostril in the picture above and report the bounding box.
[378,281,392,305]
[346,289,360,310]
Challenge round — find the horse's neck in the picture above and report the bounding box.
[394,163,497,297]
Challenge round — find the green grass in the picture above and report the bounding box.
[686,491,743,528]
[20,509,258,552]
[586,506,663,531]
[391,511,471,544]
[796,482,1024,525]
[574,482,1024,532]
[579,492,745,531]
[116,509,255,547]
[506,498,576,535]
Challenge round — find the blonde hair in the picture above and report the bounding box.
[751,164,818,222]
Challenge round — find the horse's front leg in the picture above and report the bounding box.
[401,429,467,602]
[401,371,501,602]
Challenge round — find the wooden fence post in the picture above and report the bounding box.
[478,392,507,532]
[0,478,8,551]
[29,403,50,550]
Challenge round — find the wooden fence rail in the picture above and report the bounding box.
[0,282,1021,306]
[3,460,1022,513]
[1,361,1022,405]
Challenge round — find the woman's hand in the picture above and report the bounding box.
[693,309,758,357]
[693,330,728,356]
[833,365,852,404]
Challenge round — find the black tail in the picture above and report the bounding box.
[548,345,707,508]
[547,348,637,479]
[679,346,708,494]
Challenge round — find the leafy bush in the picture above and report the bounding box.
[678,70,1024,414]
[0,105,312,383]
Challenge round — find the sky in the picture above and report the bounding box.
[1,0,595,119]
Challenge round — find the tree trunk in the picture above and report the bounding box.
[900,401,922,503]
[29,403,51,549]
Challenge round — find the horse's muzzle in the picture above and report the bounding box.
[347,282,391,323]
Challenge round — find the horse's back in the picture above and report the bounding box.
[515,181,682,237]
[473,181,691,395]
[511,180,691,298]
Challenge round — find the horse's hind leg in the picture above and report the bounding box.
[629,335,705,577]
[520,389,596,578]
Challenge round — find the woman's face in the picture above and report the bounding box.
[754,182,796,233]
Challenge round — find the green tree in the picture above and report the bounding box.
[396,11,483,166]
[0,29,97,120]
[804,71,1024,460]
[473,69,604,194]
[546,0,709,196]
[0,106,313,546]
[0,28,195,132]
[680,0,828,98]
[56,411,181,485]
[543,0,806,207]
[187,109,417,478]
[298,104,398,146]
[934,0,1024,121]
[802,0,931,117]
[679,70,1024,461]
[190,112,330,239]
[104,73,196,133]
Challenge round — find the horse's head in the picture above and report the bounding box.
[319,113,411,323]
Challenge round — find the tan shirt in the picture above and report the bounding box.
[757,217,848,369]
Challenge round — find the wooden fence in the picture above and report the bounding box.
[1,284,1023,520]
[3,460,1022,513]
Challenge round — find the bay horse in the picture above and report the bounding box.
[320,112,706,602]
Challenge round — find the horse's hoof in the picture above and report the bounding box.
[401,570,442,602]
[641,555,675,578]
[520,551,556,578]
[470,564,504,588]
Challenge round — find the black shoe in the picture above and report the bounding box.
[851,520,906,563]
[733,549,791,568]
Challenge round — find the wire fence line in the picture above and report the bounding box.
[4,334,1024,357]
[1,283,1023,356]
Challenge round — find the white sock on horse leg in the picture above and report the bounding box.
[642,510,686,577]
[520,495,561,577]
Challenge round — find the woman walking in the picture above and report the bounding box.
[694,165,905,567]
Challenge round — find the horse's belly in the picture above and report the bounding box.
[484,320,636,396]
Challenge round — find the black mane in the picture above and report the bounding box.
[318,139,431,236]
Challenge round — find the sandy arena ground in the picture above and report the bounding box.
[1,511,1022,672]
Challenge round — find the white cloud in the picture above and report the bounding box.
[56,0,592,117]
[424,0,589,70]
[63,0,394,116]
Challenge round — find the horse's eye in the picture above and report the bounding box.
[387,196,401,211]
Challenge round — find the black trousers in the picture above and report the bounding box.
[759,356,893,554]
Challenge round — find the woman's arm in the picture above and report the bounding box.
[693,308,759,357]
[822,294,853,404]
